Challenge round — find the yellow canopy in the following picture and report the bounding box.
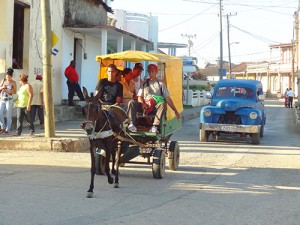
[97,50,161,63]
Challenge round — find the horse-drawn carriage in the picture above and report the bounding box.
[82,50,183,197]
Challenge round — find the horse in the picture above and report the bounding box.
[81,87,129,198]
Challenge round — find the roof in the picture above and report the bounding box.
[199,65,229,76]
[231,62,247,73]
[93,0,113,13]
[216,79,262,88]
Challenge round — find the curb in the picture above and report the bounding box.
[0,109,202,152]
[0,135,90,152]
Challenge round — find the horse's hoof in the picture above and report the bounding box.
[108,177,114,184]
[114,183,119,188]
[87,192,94,198]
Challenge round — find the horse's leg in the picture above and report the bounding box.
[111,147,117,176]
[114,141,122,188]
[105,147,114,184]
[87,142,96,198]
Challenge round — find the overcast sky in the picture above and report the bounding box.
[111,0,298,67]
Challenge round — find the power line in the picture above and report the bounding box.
[159,5,215,32]
[230,24,280,44]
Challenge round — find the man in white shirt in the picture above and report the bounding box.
[286,88,295,108]
[31,74,44,129]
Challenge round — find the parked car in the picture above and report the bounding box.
[199,79,266,144]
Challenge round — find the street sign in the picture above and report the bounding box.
[218,68,227,77]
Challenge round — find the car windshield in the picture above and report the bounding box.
[215,86,254,98]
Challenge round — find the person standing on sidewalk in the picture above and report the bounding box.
[30,74,44,129]
[64,60,85,106]
[14,74,35,136]
[0,68,17,134]
[284,88,289,107]
[286,88,295,108]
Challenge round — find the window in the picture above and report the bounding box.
[12,3,25,69]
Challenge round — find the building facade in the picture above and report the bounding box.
[0,0,157,104]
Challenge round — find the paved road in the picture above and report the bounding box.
[0,99,300,225]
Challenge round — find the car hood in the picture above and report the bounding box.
[213,99,256,111]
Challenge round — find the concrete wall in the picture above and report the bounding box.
[0,0,157,106]
[0,0,107,105]
[63,0,107,26]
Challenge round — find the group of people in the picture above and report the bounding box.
[284,88,295,108]
[0,60,180,136]
[95,62,180,133]
[0,68,44,136]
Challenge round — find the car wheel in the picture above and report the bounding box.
[199,129,208,142]
[251,133,260,144]
[260,124,264,138]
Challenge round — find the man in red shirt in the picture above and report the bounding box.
[64,60,85,106]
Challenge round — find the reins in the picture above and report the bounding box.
[84,102,147,147]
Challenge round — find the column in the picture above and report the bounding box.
[101,30,107,55]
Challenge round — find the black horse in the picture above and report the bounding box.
[81,87,129,198]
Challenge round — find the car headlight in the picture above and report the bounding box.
[249,112,258,120]
[203,109,211,117]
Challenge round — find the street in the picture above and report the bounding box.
[0,99,300,225]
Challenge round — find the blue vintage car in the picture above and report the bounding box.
[199,79,266,144]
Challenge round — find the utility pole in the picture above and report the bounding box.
[293,11,299,103]
[181,33,196,105]
[181,34,196,57]
[219,0,223,80]
[226,13,237,79]
[41,0,55,137]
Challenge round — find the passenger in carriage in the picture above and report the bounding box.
[120,68,136,107]
[95,64,123,106]
[132,62,144,94]
[127,64,180,133]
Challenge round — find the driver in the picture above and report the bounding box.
[95,64,123,105]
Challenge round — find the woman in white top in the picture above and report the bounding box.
[0,68,17,133]
[120,68,136,106]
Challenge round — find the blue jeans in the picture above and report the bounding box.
[0,99,14,132]
[31,105,44,125]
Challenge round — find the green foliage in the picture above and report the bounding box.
[183,85,206,91]
[183,84,215,91]
[183,105,194,109]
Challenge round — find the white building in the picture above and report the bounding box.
[0,0,158,105]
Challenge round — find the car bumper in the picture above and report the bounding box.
[200,123,261,133]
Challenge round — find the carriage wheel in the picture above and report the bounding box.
[152,149,166,179]
[168,141,180,171]
[95,148,106,175]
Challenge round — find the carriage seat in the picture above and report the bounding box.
[135,111,156,132]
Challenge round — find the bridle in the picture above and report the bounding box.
[84,101,100,127]
[82,101,148,147]
[83,102,115,139]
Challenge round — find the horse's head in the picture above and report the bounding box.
[81,87,101,135]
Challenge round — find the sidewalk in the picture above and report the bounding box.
[0,106,203,152]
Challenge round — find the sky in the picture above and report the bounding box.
[111,0,299,68]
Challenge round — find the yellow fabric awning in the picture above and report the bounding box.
[96,50,161,63]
